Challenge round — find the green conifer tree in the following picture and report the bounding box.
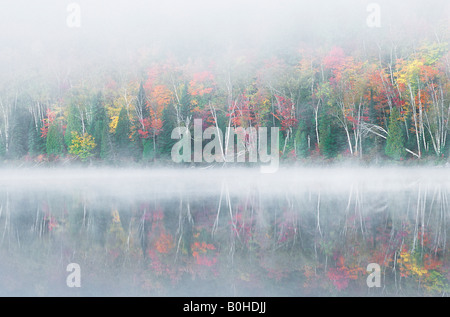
[65,105,83,148]
[46,122,65,156]
[115,107,131,158]
[385,107,405,160]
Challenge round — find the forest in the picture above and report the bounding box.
[1,168,449,296]
[0,1,449,167]
[1,0,450,298]
[2,41,450,166]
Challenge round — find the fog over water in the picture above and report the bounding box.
[0,167,449,296]
[1,0,450,298]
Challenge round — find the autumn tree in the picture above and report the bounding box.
[88,92,107,159]
[68,131,96,161]
[385,107,406,160]
[65,105,83,149]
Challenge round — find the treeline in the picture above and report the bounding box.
[1,42,450,165]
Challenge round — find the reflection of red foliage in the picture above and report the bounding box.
[327,267,351,290]
[147,250,180,283]
[327,256,362,291]
[155,232,173,254]
[191,242,217,267]
[44,213,58,231]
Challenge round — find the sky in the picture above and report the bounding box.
[0,0,449,84]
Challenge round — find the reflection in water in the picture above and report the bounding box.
[0,167,449,296]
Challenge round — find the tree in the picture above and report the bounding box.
[319,112,339,159]
[294,126,309,158]
[132,82,148,158]
[100,117,115,162]
[157,104,178,159]
[68,131,96,161]
[65,105,83,148]
[28,117,45,156]
[88,92,106,158]
[8,106,30,159]
[385,107,405,160]
[115,107,131,158]
[46,122,65,156]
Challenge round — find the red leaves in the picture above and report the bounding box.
[323,46,346,71]
[191,241,217,266]
[273,95,298,131]
[155,232,174,254]
[189,71,215,96]
[227,94,256,127]
[327,264,362,291]
[137,116,164,139]
[40,109,56,138]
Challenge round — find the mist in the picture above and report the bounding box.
[1,0,449,85]
[1,167,450,296]
[1,0,450,299]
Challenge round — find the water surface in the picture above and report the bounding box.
[0,167,449,296]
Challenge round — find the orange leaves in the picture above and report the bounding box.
[323,46,346,71]
[370,250,393,268]
[44,213,58,232]
[227,94,255,128]
[191,241,217,266]
[192,241,216,254]
[189,71,215,97]
[41,109,56,138]
[327,254,364,291]
[155,232,174,254]
[423,254,442,271]
[137,83,169,139]
[149,85,172,112]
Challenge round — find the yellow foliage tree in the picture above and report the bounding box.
[68,131,96,161]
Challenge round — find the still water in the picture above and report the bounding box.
[0,167,449,296]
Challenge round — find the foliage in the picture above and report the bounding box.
[68,131,96,161]
[385,107,405,160]
[46,122,65,156]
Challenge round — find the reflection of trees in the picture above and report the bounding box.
[0,180,449,296]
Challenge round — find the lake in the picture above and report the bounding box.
[0,167,449,296]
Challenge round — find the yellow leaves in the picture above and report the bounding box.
[395,57,439,91]
[107,105,121,133]
[418,42,449,66]
[112,209,121,223]
[68,131,96,161]
[107,82,138,133]
[398,249,428,278]
[395,59,424,87]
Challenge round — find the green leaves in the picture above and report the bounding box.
[385,107,405,160]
